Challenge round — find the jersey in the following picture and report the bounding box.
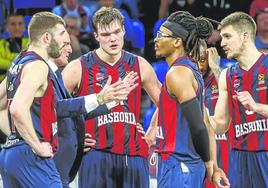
[226,53,268,151]
[76,50,148,158]
[157,56,204,161]
[6,51,58,151]
[204,73,230,173]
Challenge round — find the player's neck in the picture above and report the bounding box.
[27,44,49,61]
[238,47,262,71]
[96,48,122,65]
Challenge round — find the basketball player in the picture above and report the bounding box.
[210,12,268,188]
[0,11,134,187]
[62,7,162,188]
[154,11,222,188]
[197,44,230,188]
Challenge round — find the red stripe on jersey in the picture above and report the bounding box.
[219,139,229,175]
[39,79,58,151]
[160,86,177,152]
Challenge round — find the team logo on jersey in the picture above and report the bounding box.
[211,84,218,94]
[96,73,104,81]
[96,73,105,88]
[9,64,22,75]
[258,73,265,85]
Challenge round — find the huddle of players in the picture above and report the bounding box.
[0,5,268,188]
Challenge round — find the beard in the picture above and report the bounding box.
[228,43,245,60]
[47,37,61,58]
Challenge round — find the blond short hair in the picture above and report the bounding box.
[28,12,65,43]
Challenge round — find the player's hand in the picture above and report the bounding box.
[122,71,139,94]
[205,160,214,182]
[136,123,146,139]
[84,133,96,152]
[99,74,138,104]
[212,168,230,188]
[236,91,257,112]
[33,142,53,158]
[206,47,220,70]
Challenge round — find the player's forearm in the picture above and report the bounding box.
[209,116,228,134]
[0,108,11,136]
[145,109,158,147]
[254,103,268,118]
[204,111,218,169]
[210,66,221,83]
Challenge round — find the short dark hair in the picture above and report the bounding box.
[6,13,24,25]
[218,12,256,41]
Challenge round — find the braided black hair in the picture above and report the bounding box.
[167,11,213,62]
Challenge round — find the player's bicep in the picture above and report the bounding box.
[166,66,196,103]
[214,69,230,125]
[11,61,49,110]
[139,57,161,105]
[0,78,7,110]
[62,59,82,95]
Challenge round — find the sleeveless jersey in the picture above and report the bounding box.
[226,53,268,151]
[204,73,230,174]
[157,56,204,161]
[6,51,58,151]
[76,50,148,158]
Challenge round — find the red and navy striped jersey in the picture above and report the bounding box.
[204,73,230,174]
[157,56,204,161]
[6,51,58,152]
[76,50,148,158]
[226,53,268,151]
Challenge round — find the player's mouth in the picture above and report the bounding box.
[110,44,118,49]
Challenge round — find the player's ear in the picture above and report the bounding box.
[94,32,99,42]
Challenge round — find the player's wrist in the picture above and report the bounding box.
[96,92,104,105]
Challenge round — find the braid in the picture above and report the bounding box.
[167,11,213,62]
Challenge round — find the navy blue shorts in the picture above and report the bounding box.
[78,149,149,188]
[0,143,62,188]
[157,156,205,188]
[228,150,268,188]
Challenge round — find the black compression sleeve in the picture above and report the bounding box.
[181,97,210,162]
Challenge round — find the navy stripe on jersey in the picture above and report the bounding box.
[6,51,58,151]
[226,53,268,151]
[77,50,148,158]
[157,56,204,161]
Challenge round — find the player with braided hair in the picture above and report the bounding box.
[153,11,229,188]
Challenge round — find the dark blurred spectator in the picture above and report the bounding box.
[159,0,199,19]
[114,0,139,19]
[0,13,28,82]
[158,0,251,21]
[249,0,268,52]
[52,0,91,32]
